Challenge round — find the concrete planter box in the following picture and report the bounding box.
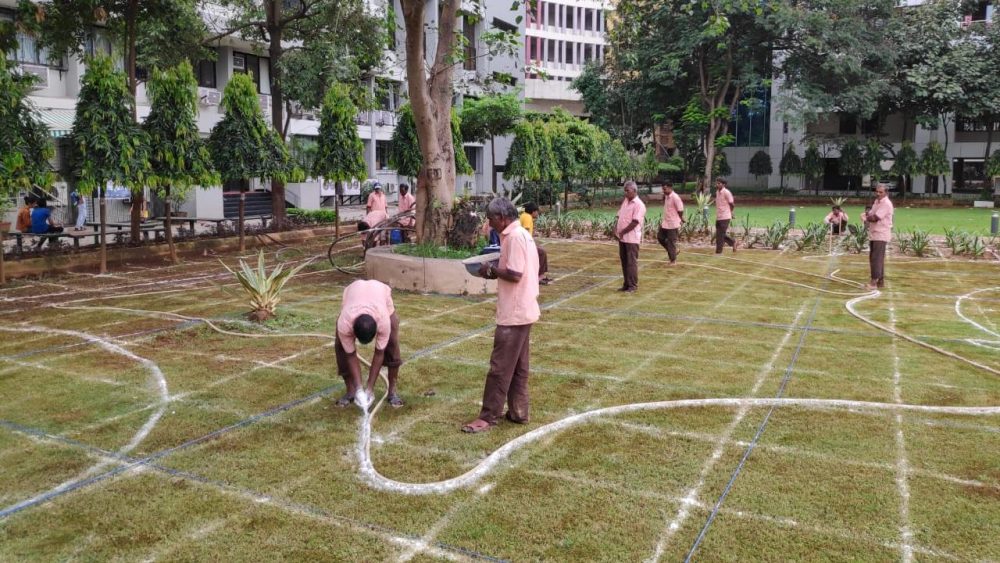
[365,245,497,295]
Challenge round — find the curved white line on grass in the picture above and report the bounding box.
[846,292,1000,377]
[0,324,169,513]
[356,397,999,495]
[955,287,1000,341]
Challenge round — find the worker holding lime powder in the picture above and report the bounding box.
[463,197,540,434]
[334,279,403,409]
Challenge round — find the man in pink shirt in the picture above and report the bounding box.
[359,208,389,247]
[335,279,403,408]
[656,182,685,265]
[366,183,387,214]
[462,198,540,433]
[824,205,849,235]
[397,184,416,242]
[614,180,646,292]
[861,183,894,289]
[714,177,737,254]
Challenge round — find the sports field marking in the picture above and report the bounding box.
[888,297,915,562]
[955,287,1000,342]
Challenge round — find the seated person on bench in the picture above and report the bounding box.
[30,199,64,247]
[824,205,849,235]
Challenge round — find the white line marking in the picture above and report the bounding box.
[888,300,914,563]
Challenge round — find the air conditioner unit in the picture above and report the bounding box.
[233,53,246,71]
[198,87,221,106]
[19,64,49,90]
[259,94,271,112]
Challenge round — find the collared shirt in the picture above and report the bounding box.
[336,280,395,354]
[519,212,534,236]
[363,210,388,228]
[16,206,32,232]
[863,197,894,242]
[497,220,540,326]
[824,211,849,224]
[367,191,387,213]
[661,191,685,229]
[398,193,415,227]
[616,196,646,245]
[30,207,52,234]
[715,187,734,221]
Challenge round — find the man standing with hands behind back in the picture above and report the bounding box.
[615,180,646,292]
[657,182,684,265]
[862,183,894,290]
[714,178,737,254]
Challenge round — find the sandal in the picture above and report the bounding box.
[461,419,493,433]
[388,393,404,408]
[334,395,353,408]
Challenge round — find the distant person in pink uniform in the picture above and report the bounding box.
[714,178,737,254]
[657,182,684,265]
[366,182,387,214]
[861,183,894,290]
[824,205,849,235]
[397,184,416,242]
[614,180,646,292]
[335,279,403,408]
[462,198,540,433]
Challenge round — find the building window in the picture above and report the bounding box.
[546,39,556,62]
[464,146,481,173]
[583,43,594,62]
[956,115,1000,132]
[565,7,575,30]
[233,52,269,94]
[953,158,986,192]
[491,17,517,33]
[565,41,574,64]
[376,140,392,171]
[838,114,857,135]
[463,15,477,71]
[728,89,771,147]
[969,1,994,21]
[547,3,556,26]
[195,59,216,89]
[584,9,594,31]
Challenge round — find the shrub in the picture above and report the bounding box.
[287,208,337,224]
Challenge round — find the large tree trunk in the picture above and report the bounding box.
[268,2,287,230]
[126,0,144,244]
[697,46,738,196]
[99,186,108,274]
[164,185,177,264]
[402,0,460,244]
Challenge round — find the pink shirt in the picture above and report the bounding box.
[337,280,395,354]
[715,187,734,221]
[367,191,387,213]
[398,193,415,227]
[363,210,387,228]
[616,196,647,245]
[863,197,894,242]
[824,211,849,224]
[661,191,685,229]
[496,221,540,326]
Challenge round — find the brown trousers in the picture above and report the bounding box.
[618,241,639,290]
[869,240,887,285]
[478,324,532,424]
[715,220,735,253]
[657,227,679,262]
[537,246,548,276]
[335,312,402,384]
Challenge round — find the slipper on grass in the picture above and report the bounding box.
[388,394,404,408]
[461,419,492,433]
[334,396,353,408]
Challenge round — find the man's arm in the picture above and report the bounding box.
[345,349,363,393]
[479,262,523,282]
[619,219,640,238]
[365,348,385,394]
[728,193,735,212]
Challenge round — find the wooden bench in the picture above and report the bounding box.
[153,216,229,235]
[10,229,100,254]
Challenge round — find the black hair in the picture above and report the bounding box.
[358,221,370,232]
[24,195,35,205]
[524,202,539,214]
[353,314,377,345]
[400,184,409,194]
[716,178,728,187]
[36,198,47,208]
[663,181,673,188]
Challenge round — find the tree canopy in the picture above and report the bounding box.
[389,104,472,179]
[0,57,53,196]
[312,84,367,183]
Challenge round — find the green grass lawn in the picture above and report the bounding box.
[568,203,999,235]
[1,239,998,560]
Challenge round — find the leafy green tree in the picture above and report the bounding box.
[863,138,886,187]
[208,73,293,252]
[779,143,802,192]
[19,0,209,241]
[918,141,949,194]
[713,152,732,178]
[460,93,521,194]
[206,0,384,228]
[389,103,471,182]
[891,140,918,196]
[312,84,366,237]
[838,139,865,195]
[0,57,54,199]
[71,56,149,274]
[748,150,772,188]
[637,146,660,186]
[143,61,219,264]
[986,149,1000,197]
[803,141,824,195]
[573,62,662,150]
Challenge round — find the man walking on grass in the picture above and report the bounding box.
[714,178,737,254]
[463,198,540,433]
[862,183,894,290]
[657,182,684,265]
[615,180,646,292]
[334,279,404,409]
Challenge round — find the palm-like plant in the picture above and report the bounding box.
[222,250,311,322]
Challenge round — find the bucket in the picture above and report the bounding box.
[390,229,403,244]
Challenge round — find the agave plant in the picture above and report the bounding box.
[222,250,312,322]
[964,234,987,259]
[761,220,791,250]
[841,226,869,254]
[793,222,828,251]
[898,229,931,257]
[944,228,965,254]
[829,196,847,207]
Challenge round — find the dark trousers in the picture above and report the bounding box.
[831,220,847,235]
[34,225,64,248]
[715,220,734,253]
[618,241,639,290]
[869,240,887,286]
[537,246,548,276]
[657,227,679,262]
[334,312,402,386]
[479,324,532,424]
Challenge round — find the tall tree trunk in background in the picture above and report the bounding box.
[125,0,144,244]
[401,0,459,244]
[99,184,107,274]
[268,1,287,230]
[164,185,177,264]
[238,187,246,252]
[697,46,739,196]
